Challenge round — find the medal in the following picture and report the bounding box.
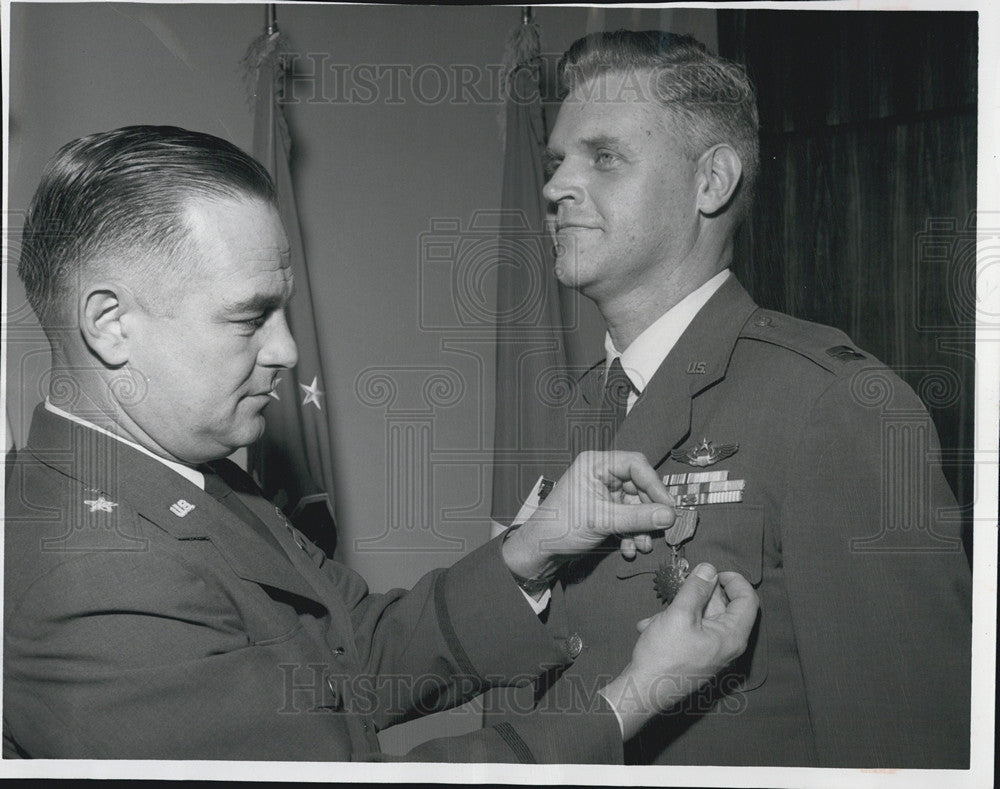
[654,506,699,604]
[652,470,746,605]
[618,469,747,605]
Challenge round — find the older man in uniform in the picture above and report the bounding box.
[3,126,758,761]
[494,30,971,768]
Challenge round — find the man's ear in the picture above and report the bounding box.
[695,144,743,216]
[79,286,132,367]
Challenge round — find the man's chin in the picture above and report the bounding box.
[553,260,598,292]
[226,412,267,452]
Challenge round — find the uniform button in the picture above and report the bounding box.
[333,646,345,656]
[566,633,584,659]
[753,314,774,328]
[361,721,370,732]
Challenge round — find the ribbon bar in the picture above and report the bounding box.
[663,470,729,485]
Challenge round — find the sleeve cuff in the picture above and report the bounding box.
[500,686,624,763]
[439,534,571,681]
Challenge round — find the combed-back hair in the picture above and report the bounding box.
[558,30,760,215]
[18,125,277,330]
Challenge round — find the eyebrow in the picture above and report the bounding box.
[225,292,289,315]
[544,134,636,162]
[580,134,636,154]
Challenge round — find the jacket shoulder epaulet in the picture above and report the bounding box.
[738,308,872,375]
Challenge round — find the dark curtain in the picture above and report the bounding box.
[718,11,977,558]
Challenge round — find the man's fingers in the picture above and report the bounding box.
[634,533,653,553]
[668,563,719,624]
[714,571,759,637]
[620,481,655,506]
[619,534,653,559]
[591,451,674,506]
[599,502,674,537]
[705,584,728,619]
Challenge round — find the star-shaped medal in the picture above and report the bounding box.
[653,556,689,605]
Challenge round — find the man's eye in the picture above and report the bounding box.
[543,159,561,179]
[595,150,619,168]
[241,315,267,330]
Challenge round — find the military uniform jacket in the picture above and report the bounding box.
[3,405,621,761]
[518,275,971,768]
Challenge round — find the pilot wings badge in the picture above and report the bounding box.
[670,438,738,468]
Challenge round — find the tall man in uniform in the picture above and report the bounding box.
[509,30,971,767]
[3,125,759,761]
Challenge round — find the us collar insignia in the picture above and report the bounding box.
[670,438,738,468]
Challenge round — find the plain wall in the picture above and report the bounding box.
[4,2,716,754]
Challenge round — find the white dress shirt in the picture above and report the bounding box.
[605,269,731,413]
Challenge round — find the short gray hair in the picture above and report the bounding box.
[558,30,760,217]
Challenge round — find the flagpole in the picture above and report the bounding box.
[521,6,532,25]
[266,3,277,35]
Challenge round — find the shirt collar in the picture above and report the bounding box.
[604,269,731,393]
[43,398,205,490]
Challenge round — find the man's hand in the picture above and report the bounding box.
[501,451,675,585]
[598,564,759,741]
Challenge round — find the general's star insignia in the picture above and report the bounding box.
[83,496,118,513]
[269,377,282,400]
[670,438,738,468]
[300,376,324,410]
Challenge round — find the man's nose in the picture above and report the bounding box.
[259,311,299,369]
[542,161,583,206]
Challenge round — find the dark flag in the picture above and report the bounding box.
[242,29,337,555]
[490,16,576,527]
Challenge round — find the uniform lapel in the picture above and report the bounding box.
[24,406,325,607]
[612,276,759,468]
[569,360,605,459]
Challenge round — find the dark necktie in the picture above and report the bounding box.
[199,460,287,554]
[597,356,635,450]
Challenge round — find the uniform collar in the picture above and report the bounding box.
[604,269,732,395]
[43,399,205,489]
[22,402,329,606]
[591,274,759,470]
